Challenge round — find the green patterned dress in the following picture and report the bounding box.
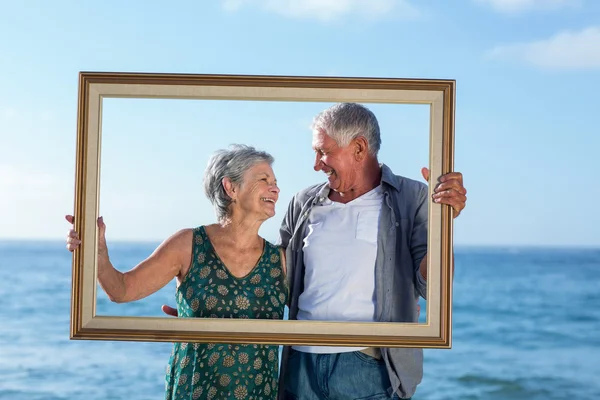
[165,226,288,400]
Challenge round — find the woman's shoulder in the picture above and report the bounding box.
[171,227,196,241]
[159,228,198,252]
[262,238,281,251]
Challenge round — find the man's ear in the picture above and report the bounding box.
[353,136,369,161]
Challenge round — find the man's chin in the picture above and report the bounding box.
[327,175,339,188]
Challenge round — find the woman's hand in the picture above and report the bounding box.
[65,214,108,254]
[65,215,81,252]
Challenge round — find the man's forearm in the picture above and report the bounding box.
[419,254,428,280]
[418,252,455,281]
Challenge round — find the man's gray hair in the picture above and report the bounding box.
[311,103,381,156]
[204,144,274,222]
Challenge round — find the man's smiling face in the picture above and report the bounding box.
[311,128,362,193]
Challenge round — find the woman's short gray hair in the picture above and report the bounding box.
[204,144,274,223]
[311,103,381,156]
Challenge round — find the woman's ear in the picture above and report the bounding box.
[222,177,237,202]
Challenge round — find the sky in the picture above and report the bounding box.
[0,0,599,247]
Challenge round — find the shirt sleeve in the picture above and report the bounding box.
[276,196,296,249]
[412,184,429,299]
[277,196,300,291]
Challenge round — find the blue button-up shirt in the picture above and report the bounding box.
[277,163,429,399]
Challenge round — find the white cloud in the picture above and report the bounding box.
[486,26,600,70]
[474,0,581,14]
[221,0,420,21]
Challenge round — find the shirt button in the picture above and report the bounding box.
[395,222,399,227]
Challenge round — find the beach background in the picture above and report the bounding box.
[2,1,600,399]
[1,240,598,399]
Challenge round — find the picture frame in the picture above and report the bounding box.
[70,71,455,348]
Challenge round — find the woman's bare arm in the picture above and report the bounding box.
[66,215,192,303]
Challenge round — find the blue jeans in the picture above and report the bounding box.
[282,349,408,400]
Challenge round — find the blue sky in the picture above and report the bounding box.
[0,0,598,246]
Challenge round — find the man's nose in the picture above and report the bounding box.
[313,154,323,171]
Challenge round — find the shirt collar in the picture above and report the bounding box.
[312,163,400,205]
[380,163,401,192]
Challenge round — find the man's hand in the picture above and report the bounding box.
[421,168,467,218]
[162,305,178,317]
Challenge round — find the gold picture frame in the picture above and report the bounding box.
[70,72,455,348]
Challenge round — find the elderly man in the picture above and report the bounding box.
[277,103,467,400]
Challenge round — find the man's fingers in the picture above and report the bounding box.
[431,186,466,218]
[433,193,467,207]
[440,172,463,184]
[435,197,464,216]
[432,190,467,204]
[65,214,75,224]
[434,180,467,195]
[162,305,179,317]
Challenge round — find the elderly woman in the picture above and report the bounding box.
[65,144,288,400]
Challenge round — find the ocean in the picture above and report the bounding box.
[0,241,599,399]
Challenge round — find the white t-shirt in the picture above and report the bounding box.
[293,185,383,354]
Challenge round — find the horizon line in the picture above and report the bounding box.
[0,238,599,250]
